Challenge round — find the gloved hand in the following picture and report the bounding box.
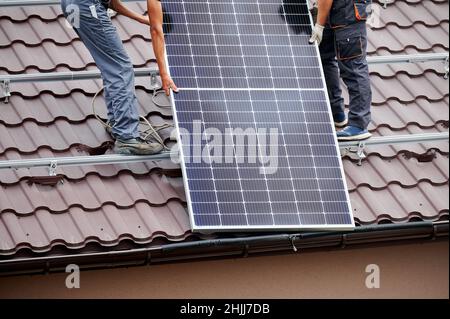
[309,23,325,46]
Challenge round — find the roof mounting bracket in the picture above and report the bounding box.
[48,161,58,176]
[150,73,159,89]
[340,141,367,166]
[1,80,11,103]
[379,0,393,9]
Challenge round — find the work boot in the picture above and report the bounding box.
[337,126,372,141]
[114,137,164,155]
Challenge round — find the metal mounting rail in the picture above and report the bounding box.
[0,133,446,171]
[0,68,159,84]
[339,132,449,165]
[0,68,160,102]
[367,53,449,65]
[0,151,176,171]
[0,54,446,85]
[0,53,446,88]
[339,132,449,148]
[0,0,142,6]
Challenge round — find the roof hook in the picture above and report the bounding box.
[340,141,366,166]
[1,80,11,104]
[48,160,58,176]
[150,72,160,90]
[356,141,366,166]
[379,0,391,9]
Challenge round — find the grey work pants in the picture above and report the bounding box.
[319,22,372,130]
[61,0,140,139]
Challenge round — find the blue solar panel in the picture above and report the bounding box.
[164,0,354,231]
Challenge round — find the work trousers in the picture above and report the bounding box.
[61,0,140,139]
[319,22,372,130]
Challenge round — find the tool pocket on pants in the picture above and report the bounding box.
[336,35,363,61]
[90,0,114,32]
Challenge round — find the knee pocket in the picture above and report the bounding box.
[336,35,363,61]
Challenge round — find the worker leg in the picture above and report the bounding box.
[104,87,114,123]
[319,28,345,119]
[335,23,372,130]
[61,0,139,140]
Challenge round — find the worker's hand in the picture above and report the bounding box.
[161,74,179,96]
[309,23,325,46]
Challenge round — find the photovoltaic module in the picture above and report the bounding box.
[164,0,354,232]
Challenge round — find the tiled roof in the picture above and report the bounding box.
[0,0,448,257]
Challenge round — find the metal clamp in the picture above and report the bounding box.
[150,73,159,89]
[48,160,58,176]
[340,141,367,166]
[379,0,393,9]
[1,80,11,103]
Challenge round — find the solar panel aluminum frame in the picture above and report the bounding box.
[164,0,355,233]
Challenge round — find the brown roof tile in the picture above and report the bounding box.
[368,23,449,54]
[374,0,449,28]
[0,173,185,215]
[369,98,449,132]
[370,71,448,104]
[351,182,449,225]
[0,38,155,73]
[0,88,173,126]
[0,0,448,256]
[0,116,173,154]
[0,201,192,255]
[344,152,449,191]
[0,152,180,185]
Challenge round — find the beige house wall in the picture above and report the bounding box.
[0,240,448,299]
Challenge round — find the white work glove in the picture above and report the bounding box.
[309,0,318,10]
[309,23,325,46]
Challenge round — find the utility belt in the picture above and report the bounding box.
[330,0,372,29]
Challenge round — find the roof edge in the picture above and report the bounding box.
[0,221,448,277]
